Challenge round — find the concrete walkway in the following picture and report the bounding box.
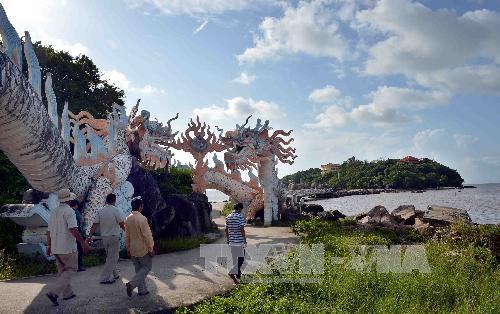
[0,217,297,314]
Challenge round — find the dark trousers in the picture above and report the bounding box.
[229,245,245,278]
[76,241,84,271]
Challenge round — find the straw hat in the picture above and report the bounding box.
[58,188,77,202]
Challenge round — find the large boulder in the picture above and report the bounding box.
[126,158,210,237]
[423,206,472,226]
[317,210,346,221]
[413,217,434,236]
[187,192,213,233]
[301,204,324,215]
[357,206,398,227]
[391,205,424,225]
[126,158,170,221]
[153,193,212,238]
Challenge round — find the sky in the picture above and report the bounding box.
[2,0,500,184]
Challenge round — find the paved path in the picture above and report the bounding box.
[0,218,297,313]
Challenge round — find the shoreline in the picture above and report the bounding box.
[290,186,470,202]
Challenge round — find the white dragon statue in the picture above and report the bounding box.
[221,116,297,225]
[0,4,178,244]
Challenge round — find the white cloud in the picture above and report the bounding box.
[128,0,256,16]
[232,72,256,85]
[102,69,164,94]
[306,86,450,128]
[304,105,350,128]
[356,0,500,94]
[193,20,208,34]
[453,133,479,149]
[102,69,131,90]
[37,31,89,57]
[1,1,89,57]
[107,39,118,49]
[415,64,500,94]
[131,84,166,94]
[413,128,446,151]
[237,0,348,63]
[193,97,282,122]
[308,85,341,103]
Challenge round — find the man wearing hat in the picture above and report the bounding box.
[46,189,90,306]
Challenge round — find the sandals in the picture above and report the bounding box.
[46,293,59,306]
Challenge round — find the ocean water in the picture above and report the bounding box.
[309,184,500,225]
[207,189,230,203]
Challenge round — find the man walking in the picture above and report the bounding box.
[46,189,89,306]
[125,197,154,297]
[225,202,246,284]
[87,193,125,284]
[69,199,85,272]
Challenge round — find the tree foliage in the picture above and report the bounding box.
[152,167,193,197]
[0,152,30,205]
[281,158,464,189]
[26,42,125,118]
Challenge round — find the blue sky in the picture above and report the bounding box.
[3,0,500,183]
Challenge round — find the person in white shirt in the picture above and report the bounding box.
[86,193,125,284]
[46,189,89,306]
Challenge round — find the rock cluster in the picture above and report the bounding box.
[126,158,213,238]
[355,204,473,235]
[299,204,345,221]
[296,202,474,235]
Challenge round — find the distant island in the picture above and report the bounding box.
[281,156,464,190]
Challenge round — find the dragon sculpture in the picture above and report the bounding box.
[170,115,297,225]
[168,117,265,216]
[0,4,177,241]
[221,116,297,225]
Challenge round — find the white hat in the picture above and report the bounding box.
[58,188,77,202]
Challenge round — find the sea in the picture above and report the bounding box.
[207,189,230,203]
[309,183,500,225]
[206,184,500,225]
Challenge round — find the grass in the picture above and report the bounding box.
[181,218,500,314]
[157,236,215,254]
[0,250,106,280]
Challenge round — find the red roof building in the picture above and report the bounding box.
[398,156,421,164]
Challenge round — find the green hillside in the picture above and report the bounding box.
[281,157,464,190]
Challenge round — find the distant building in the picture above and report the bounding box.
[321,163,340,173]
[398,156,421,164]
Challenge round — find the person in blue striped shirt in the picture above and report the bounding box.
[225,202,246,284]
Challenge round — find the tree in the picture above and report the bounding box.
[281,158,464,190]
[25,42,125,118]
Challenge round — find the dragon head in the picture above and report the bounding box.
[222,116,297,171]
[125,100,179,169]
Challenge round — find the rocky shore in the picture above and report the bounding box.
[299,203,476,236]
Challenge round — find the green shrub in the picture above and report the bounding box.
[0,249,108,281]
[0,250,56,280]
[152,167,193,196]
[0,218,23,253]
[221,202,234,217]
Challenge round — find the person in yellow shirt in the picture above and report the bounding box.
[125,197,154,297]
